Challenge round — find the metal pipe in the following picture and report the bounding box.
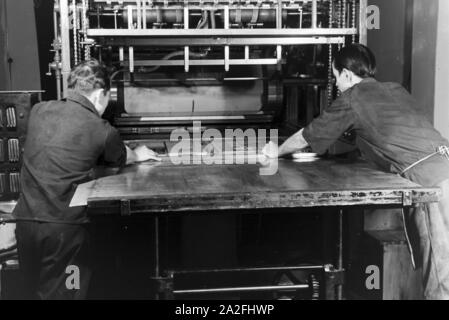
[52,2,62,99]
[224,6,229,71]
[72,0,78,65]
[129,46,134,73]
[171,265,325,275]
[154,216,159,278]
[359,0,368,45]
[338,209,344,300]
[59,0,71,97]
[184,7,189,72]
[123,8,286,25]
[210,9,216,28]
[312,0,318,28]
[174,284,309,295]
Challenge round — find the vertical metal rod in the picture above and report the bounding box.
[154,215,160,299]
[143,0,147,29]
[276,0,282,29]
[128,5,133,29]
[155,215,160,278]
[276,46,282,70]
[352,0,356,43]
[328,0,334,108]
[59,0,71,97]
[358,0,368,45]
[244,46,249,61]
[53,4,62,100]
[312,0,318,28]
[276,0,282,71]
[224,6,230,72]
[137,0,142,29]
[72,0,78,65]
[184,6,189,72]
[129,46,134,73]
[119,47,124,62]
[338,209,344,300]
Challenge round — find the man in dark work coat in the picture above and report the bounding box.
[264,44,449,299]
[13,60,160,299]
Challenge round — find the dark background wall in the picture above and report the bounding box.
[0,0,41,91]
[34,0,57,100]
[367,0,414,90]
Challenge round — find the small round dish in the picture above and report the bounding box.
[292,152,319,159]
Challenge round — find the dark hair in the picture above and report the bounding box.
[67,60,110,94]
[333,44,377,78]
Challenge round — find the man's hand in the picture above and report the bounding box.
[134,145,161,162]
[126,145,162,164]
[261,129,310,159]
[261,141,279,159]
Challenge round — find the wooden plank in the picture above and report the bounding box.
[86,160,440,214]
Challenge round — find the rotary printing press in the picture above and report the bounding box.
[37,0,439,300]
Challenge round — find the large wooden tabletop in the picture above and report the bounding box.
[86,159,440,216]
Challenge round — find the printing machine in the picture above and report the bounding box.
[48,0,364,138]
[0,0,440,300]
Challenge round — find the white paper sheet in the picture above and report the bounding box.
[69,180,96,207]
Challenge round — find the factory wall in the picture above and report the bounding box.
[411,0,439,123]
[367,0,413,90]
[433,0,449,141]
[0,0,41,91]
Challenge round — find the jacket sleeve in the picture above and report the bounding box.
[302,93,357,155]
[102,125,127,167]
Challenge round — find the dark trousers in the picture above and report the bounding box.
[15,222,91,300]
[407,179,449,300]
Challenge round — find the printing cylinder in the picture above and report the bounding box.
[123,8,184,25]
[122,7,288,26]
[228,8,287,24]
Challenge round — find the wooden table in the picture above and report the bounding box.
[86,159,440,299]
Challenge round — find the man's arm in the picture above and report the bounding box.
[263,94,356,158]
[262,129,309,159]
[103,127,161,167]
[126,145,161,165]
[278,129,309,157]
[302,95,356,155]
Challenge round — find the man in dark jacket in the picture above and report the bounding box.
[264,44,449,299]
[13,60,160,299]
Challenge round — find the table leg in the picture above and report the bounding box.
[337,209,344,300]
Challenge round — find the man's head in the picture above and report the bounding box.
[332,44,377,92]
[67,60,111,116]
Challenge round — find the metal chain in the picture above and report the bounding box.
[342,0,346,48]
[328,0,334,108]
[352,0,356,43]
[82,0,91,60]
[337,0,342,51]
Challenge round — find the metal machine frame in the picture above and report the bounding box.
[50,0,368,100]
[47,0,373,300]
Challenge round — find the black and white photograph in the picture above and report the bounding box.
[1,0,449,307]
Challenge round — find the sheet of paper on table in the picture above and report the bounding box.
[70,180,96,207]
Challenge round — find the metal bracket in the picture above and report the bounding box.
[324,264,345,300]
[402,191,413,207]
[151,275,174,299]
[120,199,131,216]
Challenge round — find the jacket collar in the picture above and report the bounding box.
[66,91,100,117]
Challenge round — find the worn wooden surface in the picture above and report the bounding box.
[86,159,440,215]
